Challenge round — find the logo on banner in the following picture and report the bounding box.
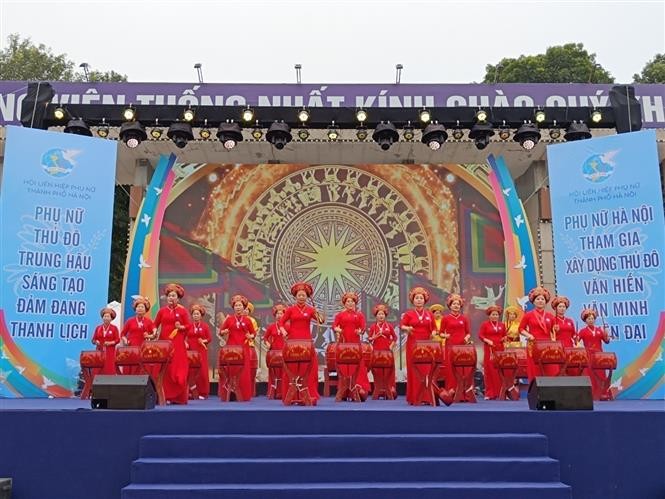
[582,151,617,183]
[40,148,80,178]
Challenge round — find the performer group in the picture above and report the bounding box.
[85,282,615,406]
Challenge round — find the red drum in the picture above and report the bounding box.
[591,351,617,369]
[141,340,174,405]
[218,345,245,365]
[505,347,528,378]
[493,350,520,401]
[187,350,201,368]
[283,340,314,363]
[361,342,373,364]
[282,340,315,406]
[140,340,174,364]
[336,343,362,365]
[411,341,440,406]
[450,344,477,367]
[370,349,394,368]
[493,350,519,369]
[565,348,589,368]
[412,341,441,364]
[80,350,105,368]
[79,350,105,400]
[325,342,337,371]
[249,346,258,369]
[115,346,141,366]
[533,341,565,364]
[266,350,284,368]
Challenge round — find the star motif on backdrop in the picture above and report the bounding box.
[295,226,367,298]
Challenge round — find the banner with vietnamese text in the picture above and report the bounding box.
[0,126,117,397]
[548,130,664,399]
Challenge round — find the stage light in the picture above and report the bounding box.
[122,106,136,121]
[96,119,109,138]
[328,123,340,141]
[242,106,255,123]
[498,126,511,141]
[297,128,310,141]
[167,122,194,149]
[469,122,494,150]
[419,108,431,123]
[421,122,448,151]
[149,119,163,139]
[403,122,415,141]
[590,109,602,123]
[534,109,546,123]
[53,107,66,121]
[372,121,399,151]
[119,121,147,149]
[251,127,263,140]
[199,119,212,139]
[356,126,368,141]
[514,122,541,150]
[217,121,243,150]
[356,109,368,123]
[183,107,195,122]
[298,108,310,123]
[266,121,292,150]
[64,118,92,136]
[549,129,562,140]
[475,109,488,123]
[564,121,592,141]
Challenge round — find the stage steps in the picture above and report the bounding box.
[121,433,571,499]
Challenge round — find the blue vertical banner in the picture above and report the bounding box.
[548,130,665,400]
[0,126,117,397]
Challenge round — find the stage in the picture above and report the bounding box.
[1,397,663,499]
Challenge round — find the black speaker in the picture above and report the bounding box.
[528,376,593,411]
[0,478,11,499]
[19,82,55,129]
[610,85,642,134]
[91,375,156,410]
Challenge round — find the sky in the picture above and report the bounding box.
[1,0,664,84]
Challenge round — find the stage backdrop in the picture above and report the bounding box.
[548,129,665,399]
[123,157,537,380]
[0,126,117,397]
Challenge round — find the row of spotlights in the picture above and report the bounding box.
[53,105,605,131]
[62,118,596,151]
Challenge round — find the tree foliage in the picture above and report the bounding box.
[633,53,665,83]
[482,43,614,84]
[0,33,127,82]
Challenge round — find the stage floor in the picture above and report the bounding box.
[1,396,664,499]
[0,396,663,412]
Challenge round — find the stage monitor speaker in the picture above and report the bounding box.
[528,376,593,411]
[91,375,156,410]
[610,85,642,134]
[0,478,11,499]
[19,82,55,129]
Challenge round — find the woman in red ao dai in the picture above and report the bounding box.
[152,283,191,404]
[92,307,120,375]
[188,304,212,399]
[400,287,435,405]
[119,296,154,374]
[333,291,370,397]
[478,305,506,400]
